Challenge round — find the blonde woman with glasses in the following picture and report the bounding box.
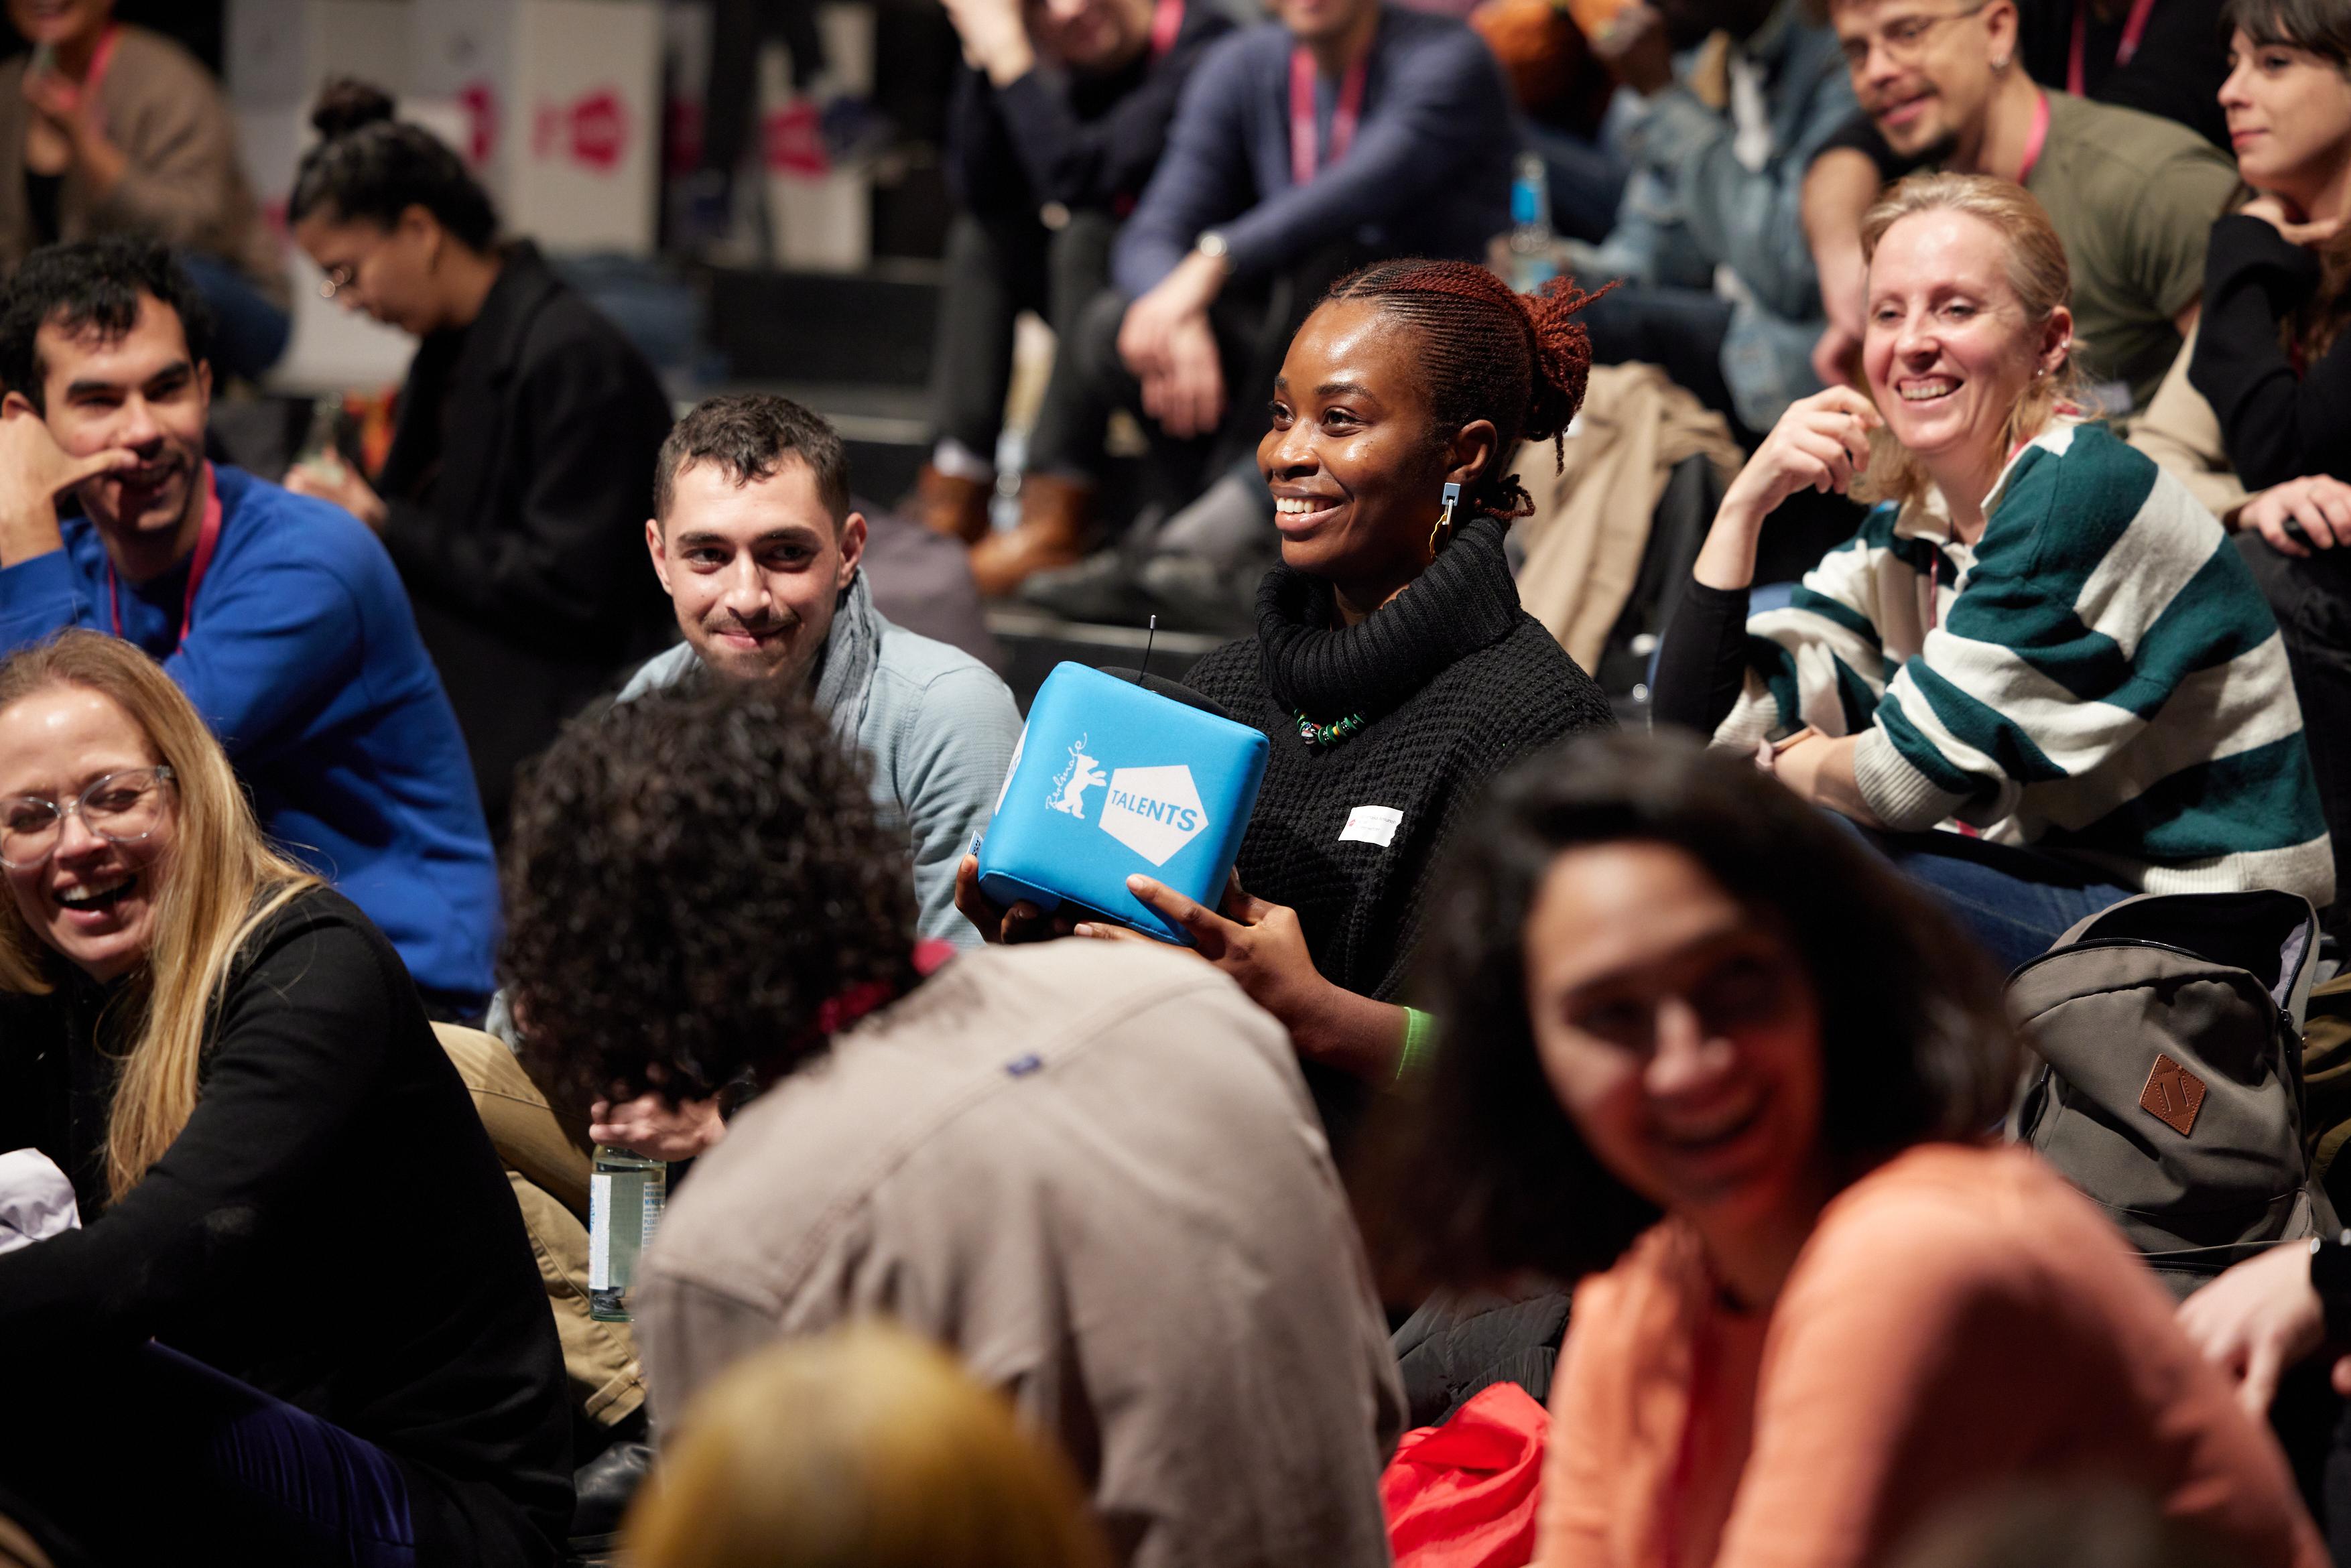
[0,629,570,1567]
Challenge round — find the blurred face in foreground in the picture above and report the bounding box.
[1862,208,2068,485]
[1523,840,1828,1241]
[647,456,869,686]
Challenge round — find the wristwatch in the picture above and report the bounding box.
[2311,1230,2351,1343]
[1194,230,1234,273]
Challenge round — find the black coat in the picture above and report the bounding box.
[0,887,572,1565]
[375,241,676,831]
[2189,212,2351,493]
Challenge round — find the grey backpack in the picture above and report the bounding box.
[2008,889,2331,1297]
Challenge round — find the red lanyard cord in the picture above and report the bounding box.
[1289,46,1369,186]
[1149,0,1186,59]
[107,463,221,655]
[2068,0,2156,96]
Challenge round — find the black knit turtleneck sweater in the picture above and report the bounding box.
[1183,515,1614,1008]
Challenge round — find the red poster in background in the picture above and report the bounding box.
[762,99,828,176]
[457,81,499,168]
[533,87,631,173]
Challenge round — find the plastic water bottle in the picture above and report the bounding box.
[1508,151,1558,295]
[588,1146,667,1322]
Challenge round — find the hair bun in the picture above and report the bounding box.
[310,78,397,141]
[1518,273,1610,448]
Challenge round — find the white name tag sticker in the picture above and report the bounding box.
[1340,805,1403,848]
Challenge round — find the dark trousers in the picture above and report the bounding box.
[1070,243,1371,523]
[1,1342,420,1566]
[928,207,1118,478]
[701,0,826,176]
[1579,283,1744,437]
[2239,533,2351,941]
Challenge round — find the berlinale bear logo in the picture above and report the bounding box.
[1048,738,1106,820]
[1099,766,1208,866]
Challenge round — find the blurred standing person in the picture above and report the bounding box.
[285,82,677,836]
[913,0,1232,549]
[971,0,1519,596]
[0,0,288,381]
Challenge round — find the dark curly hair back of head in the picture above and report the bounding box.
[288,78,499,251]
[501,678,921,1114]
[1356,729,2021,1299]
[1321,260,1612,519]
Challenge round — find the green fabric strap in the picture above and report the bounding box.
[1397,1007,1439,1084]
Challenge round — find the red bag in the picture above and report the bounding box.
[1379,1380,1549,1568]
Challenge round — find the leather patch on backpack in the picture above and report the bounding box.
[2140,1053,2207,1136]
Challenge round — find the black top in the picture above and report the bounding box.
[375,239,678,830]
[22,168,56,245]
[0,887,572,1565]
[1182,515,1615,1006]
[1649,577,1755,736]
[2189,213,2351,492]
[943,0,1233,218]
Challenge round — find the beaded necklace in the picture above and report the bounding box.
[1295,709,1367,747]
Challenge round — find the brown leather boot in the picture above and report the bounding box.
[969,472,1098,597]
[909,463,994,545]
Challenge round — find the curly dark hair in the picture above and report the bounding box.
[0,238,215,410]
[1358,730,2021,1297]
[501,677,920,1112]
[1320,260,1610,519]
[288,79,500,251]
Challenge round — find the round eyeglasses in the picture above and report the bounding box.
[1838,0,1991,72]
[0,765,176,870]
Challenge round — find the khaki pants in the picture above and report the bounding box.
[434,1025,646,1430]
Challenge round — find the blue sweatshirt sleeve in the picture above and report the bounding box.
[1215,26,1509,281]
[160,551,366,760]
[0,535,361,763]
[1114,33,1265,297]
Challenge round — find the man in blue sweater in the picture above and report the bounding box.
[0,239,499,1016]
[975,0,1517,594]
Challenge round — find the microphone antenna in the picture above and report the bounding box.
[1136,614,1157,685]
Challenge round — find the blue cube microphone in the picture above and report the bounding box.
[975,658,1270,943]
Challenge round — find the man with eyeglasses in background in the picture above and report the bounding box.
[1801,0,2234,410]
[0,237,500,1021]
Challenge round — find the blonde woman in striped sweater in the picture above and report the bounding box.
[1651,172,2332,967]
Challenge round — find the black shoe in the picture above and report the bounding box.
[1135,551,1263,637]
[570,1439,654,1542]
[1018,547,1158,624]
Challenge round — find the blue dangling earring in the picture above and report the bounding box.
[1430,480,1461,556]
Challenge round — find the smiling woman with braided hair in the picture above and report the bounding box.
[962,257,1616,1130]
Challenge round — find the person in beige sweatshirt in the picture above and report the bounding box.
[499,673,1406,1568]
[0,1,286,378]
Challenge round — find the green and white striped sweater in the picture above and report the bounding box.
[1716,421,2334,904]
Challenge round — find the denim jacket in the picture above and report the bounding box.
[1577,0,1856,429]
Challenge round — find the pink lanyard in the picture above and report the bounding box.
[2015,90,2052,184]
[108,463,221,655]
[2068,0,2155,95]
[1289,46,1369,186]
[1149,0,1186,59]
